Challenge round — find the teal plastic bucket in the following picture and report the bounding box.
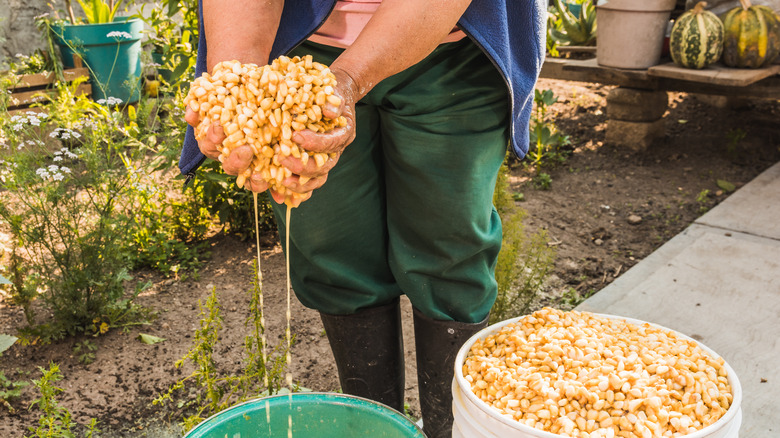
[185,393,426,438]
[55,17,143,103]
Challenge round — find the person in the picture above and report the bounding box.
[180,1,546,436]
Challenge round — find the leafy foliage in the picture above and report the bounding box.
[0,370,29,413]
[26,363,98,437]
[527,89,571,167]
[550,0,598,47]
[491,160,557,323]
[154,262,292,432]
[73,0,124,24]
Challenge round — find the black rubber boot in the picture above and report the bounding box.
[319,298,405,412]
[413,308,488,438]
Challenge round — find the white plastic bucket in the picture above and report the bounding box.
[452,314,743,438]
[596,0,677,69]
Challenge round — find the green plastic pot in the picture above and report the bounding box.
[185,393,426,438]
[54,17,143,103]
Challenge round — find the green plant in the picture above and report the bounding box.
[154,265,292,432]
[72,339,98,365]
[0,93,147,340]
[5,245,41,326]
[27,363,99,438]
[491,161,556,323]
[64,0,125,25]
[527,89,571,167]
[0,370,29,413]
[533,172,553,190]
[191,161,278,240]
[726,128,746,155]
[695,189,711,214]
[138,2,197,87]
[550,0,597,46]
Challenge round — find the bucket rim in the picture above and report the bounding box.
[454,312,743,438]
[183,391,425,438]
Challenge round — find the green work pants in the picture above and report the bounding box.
[272,39,509,323]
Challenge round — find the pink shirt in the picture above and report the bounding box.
[309,0,466,48]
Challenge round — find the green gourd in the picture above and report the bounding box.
[670,2,725,69]
[720,0,780,68]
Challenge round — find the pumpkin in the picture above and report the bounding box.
[670,2,725,69]
[720,0,780,68]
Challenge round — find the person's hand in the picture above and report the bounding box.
[277,68,358,197]
[183,67,358,205]
[184,107,270,193]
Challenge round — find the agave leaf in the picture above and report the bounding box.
[110,0,125,22]
[75,0,94,24]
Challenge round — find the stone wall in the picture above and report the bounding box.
[0,0,55,65]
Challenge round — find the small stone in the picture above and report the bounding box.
[627,215,643,225]
[594,238,604,246]
[161,323,170,330]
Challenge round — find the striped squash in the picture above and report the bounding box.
[721,0,780,68]
[670,2,725,69]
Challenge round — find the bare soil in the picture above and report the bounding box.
[1,78,779,437]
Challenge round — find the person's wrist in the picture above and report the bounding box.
[329,65,365,104]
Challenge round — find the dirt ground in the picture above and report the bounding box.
[1,78,779,437]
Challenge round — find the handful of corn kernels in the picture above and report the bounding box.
[184,56,347,206]
[463,308,733,438]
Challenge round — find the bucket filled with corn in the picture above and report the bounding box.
[453,308,742,438]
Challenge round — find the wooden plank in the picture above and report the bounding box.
[647,62,780,87]
[540,57,780,99]
[540,58,658,89]
[556,45,597,54]
[8,83,92,109]
[5,67,90,89]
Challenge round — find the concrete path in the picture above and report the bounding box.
[577,161,780,438]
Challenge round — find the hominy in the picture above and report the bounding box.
[462,308,733,438]
[184,56,347,206]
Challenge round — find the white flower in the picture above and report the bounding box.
[49,128,81,140]
[106,31,133,39]
[64,150,78,159]
[147,62,161,68]
[60,167,71,174]
[52,173,64,181]
[97,96,124,106]
[48,165,60,172]
[36,168,50,179]
[53,156,63,162]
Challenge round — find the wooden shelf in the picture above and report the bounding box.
[540,56,780,99]
[647,62,780,87]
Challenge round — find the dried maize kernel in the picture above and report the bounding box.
[184,56,347,207]
[462,308,733,438]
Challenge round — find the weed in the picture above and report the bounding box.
[533,172,553,190]
[491,161,556,323]
[725,128,746,156]
[154,261,291,432]
[695,189,711,214]
[527,89,571,167]
[72,340,97,365]
[27,363,98,438]
[0,370,29,413]
[558,287,596,309]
